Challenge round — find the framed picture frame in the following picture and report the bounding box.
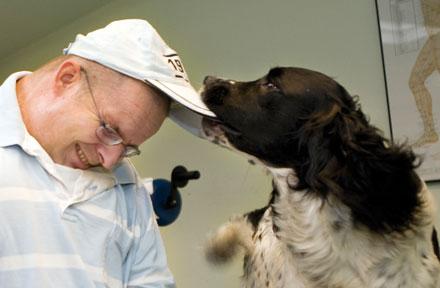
[376,0,440,181]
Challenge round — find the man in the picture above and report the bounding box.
[0,19,214,287]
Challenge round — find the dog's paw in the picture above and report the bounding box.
[204,216,254,265]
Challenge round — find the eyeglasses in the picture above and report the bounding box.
[81,68,141,158]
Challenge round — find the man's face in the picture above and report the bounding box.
[47,68,169,170]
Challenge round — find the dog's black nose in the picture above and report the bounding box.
[203,75,218,85]
[204,84,230,106]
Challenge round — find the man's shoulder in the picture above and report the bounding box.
[0,145,49,189]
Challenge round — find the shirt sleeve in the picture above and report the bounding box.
[126,183,176,288]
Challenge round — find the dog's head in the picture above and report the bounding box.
[201,67,362,168]
[201,67,422,233]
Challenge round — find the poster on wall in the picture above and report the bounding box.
[376,0,440,181]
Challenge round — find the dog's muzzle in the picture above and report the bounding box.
[202,76,233,107]
[201,76,241,137]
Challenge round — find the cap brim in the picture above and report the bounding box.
[168,103,205,138]
[146,79,216,117]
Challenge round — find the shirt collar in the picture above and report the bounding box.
[0,71,31,148]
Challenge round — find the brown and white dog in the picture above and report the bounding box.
[201,67,440,288]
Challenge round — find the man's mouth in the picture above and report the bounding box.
[75,143,90,168]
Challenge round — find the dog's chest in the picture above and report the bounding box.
[242,182,440,288]
[242,208,308,288]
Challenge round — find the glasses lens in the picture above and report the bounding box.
[96,124,123,146]
[124,145,141,158]
[96,123,140,158]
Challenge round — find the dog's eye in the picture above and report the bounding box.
[262,82,279,90]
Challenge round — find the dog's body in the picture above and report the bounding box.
[201,67,440,288]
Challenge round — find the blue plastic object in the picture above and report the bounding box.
[151,179,182,226]
[150,166,200,226]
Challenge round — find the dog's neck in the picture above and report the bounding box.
[267,167,336,238]
[266,167,353,285]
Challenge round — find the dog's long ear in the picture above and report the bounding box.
[298,87,422,233]
[295,102,344,196]
[335,109,422,233]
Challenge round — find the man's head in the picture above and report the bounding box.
[17,55,170,170]
[17,19,216,170]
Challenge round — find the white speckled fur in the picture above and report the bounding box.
[205,164,440,288]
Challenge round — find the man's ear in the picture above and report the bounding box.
[53,60,82,94]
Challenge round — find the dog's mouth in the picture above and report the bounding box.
[202,117,241,137]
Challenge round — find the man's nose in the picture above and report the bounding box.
[96,144,124,170]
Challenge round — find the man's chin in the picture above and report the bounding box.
[59,160,85,170]
[72,162,90,170]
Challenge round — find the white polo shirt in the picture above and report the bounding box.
[0,72,175,288]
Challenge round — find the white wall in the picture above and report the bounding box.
[1,1,439,287]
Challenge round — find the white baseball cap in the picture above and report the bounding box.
[63,19,216,130]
